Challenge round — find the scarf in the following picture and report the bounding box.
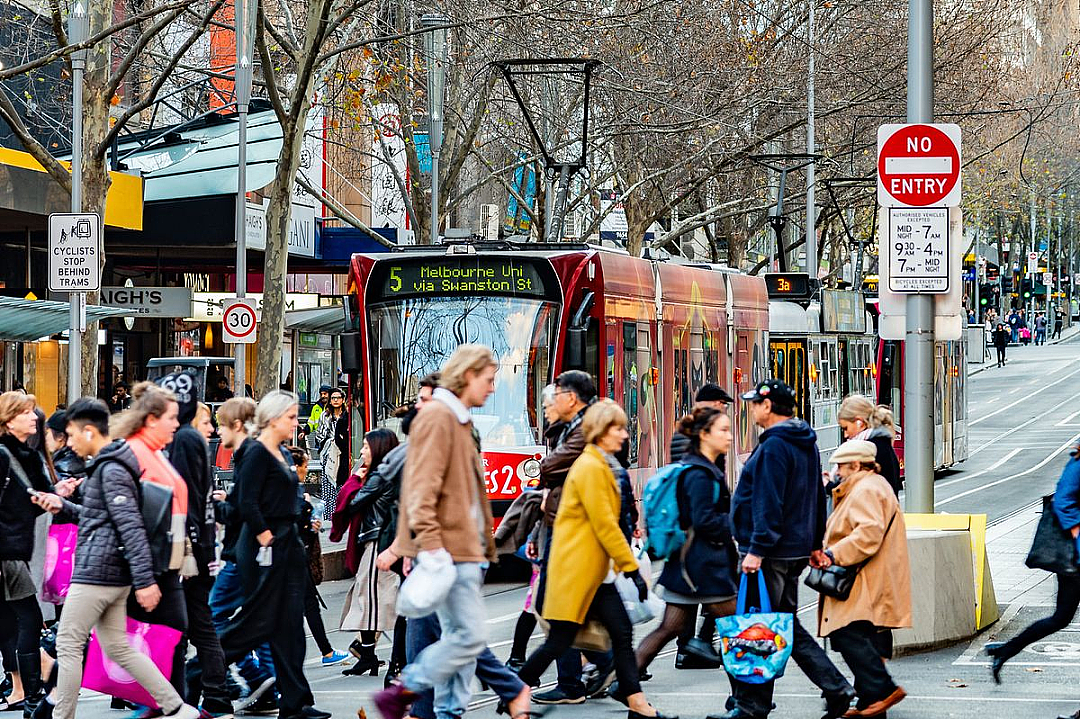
[329,469,367,574]
[128,428,189,571]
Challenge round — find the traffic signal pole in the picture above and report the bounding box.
[904,0,936,513]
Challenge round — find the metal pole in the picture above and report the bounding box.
[546,165,571,243]
[997,212,1005,315]
[903,0,935,514]
[1030,186,1037,318]
[805,0,816,277]
[422,15,447,245]
[234,0,253,398]
[67,3,87,404]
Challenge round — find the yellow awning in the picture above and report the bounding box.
[0,147,143,230]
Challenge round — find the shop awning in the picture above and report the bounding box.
[0,297,135,342]
[285,305,346,334]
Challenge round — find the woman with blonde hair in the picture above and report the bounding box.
[837,395,901,495]
[0,392,54,714]
[517,399,674,719]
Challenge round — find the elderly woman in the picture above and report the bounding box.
[810,439,911,718]
[516,399,674,719]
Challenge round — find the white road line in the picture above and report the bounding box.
[970,388,1080,454]
[1058,410,1080,427]
[936,448,1023,490]
[969,364,1080,426]
[936,433,1080,507]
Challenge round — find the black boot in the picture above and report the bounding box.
[342,644,380,677]
[383,660,404,689]
[16,652,43,719]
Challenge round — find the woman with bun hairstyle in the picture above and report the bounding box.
[633,407,738,674]
[837,395,901,496]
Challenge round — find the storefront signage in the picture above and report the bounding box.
[188,292,319,323]
[375,258,548,300]
[101,287,193,318]
[243,200,317,258]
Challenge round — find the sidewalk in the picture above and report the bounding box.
[969,321,1080,377]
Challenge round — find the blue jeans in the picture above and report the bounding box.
[402,564,488,719]
[407,613,525,719]
[210,561,275,686]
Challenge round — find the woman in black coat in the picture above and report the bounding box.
[837,395,901,496]
[0,392,55,715]
[633,406,738,674]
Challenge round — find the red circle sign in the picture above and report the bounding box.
[224,302,257,339]
[878,124,960,206]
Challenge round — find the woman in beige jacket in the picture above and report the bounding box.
[810,439,911,718]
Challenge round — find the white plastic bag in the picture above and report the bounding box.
[396,548,456,618]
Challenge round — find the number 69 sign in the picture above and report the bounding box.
[223,298,258,344]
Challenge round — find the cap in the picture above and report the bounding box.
[830,439,878,465]
[319,384,333,393]
[695,383,734,405]
[45,410,67,434]
[740,379,796,408]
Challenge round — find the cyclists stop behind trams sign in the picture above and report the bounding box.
[879,123,961,294]
[223,298,257,344]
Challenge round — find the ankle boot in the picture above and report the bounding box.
[16,652,42,718]
[342,644,380,677]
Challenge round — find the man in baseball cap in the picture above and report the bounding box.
[723,378,854,719]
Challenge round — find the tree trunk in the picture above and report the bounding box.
[254,112,308,398]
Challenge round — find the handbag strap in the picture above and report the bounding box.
[0,445,36,494]
[735,570,772,615]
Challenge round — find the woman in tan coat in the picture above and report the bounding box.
[516,400,674,719]
[811,439,911,718]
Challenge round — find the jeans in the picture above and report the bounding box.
[730,558,853,717]
[518,584,641,697]
[998,574,1080,660]
[401,564,488,719]
[1036,329,1047,345]
[55,584,182,719]
[210,561,275,686]
[828,622,897,708]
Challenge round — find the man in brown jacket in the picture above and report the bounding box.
[373,345,500,719]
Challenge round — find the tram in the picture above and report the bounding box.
[344,242,768,513]
[765,276,876,463]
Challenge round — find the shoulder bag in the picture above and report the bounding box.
[804,509,897,601]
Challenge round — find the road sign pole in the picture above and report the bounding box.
[68,3,88,403]
[805,0,816,277]
[904,0,935,514]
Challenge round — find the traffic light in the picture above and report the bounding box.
[1001,275,1013,293]
[1021,278,1033,299]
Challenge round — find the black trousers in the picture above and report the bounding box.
[182,573,230,708]
[304,584,333,657]
[730,559,852,717]
[996,346,1007,366]
[828,622,897,708]
[0,596,43,697]
[999,574,1080,660]
[518,583,641,697]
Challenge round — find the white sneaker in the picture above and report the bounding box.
[166,704,201,719]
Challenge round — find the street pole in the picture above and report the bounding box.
[904,0,935,514]
[233,0,253,398]
[422,15,448,246]
[1030,186,1037,318]
[67,2,88,403]
[805,0,816,277]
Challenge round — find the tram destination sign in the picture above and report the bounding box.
[374,257,550,300]
[887,207,950,293]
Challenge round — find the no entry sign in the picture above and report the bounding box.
[877,123,961,207]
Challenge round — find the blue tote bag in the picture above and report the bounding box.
[716,572,794,684]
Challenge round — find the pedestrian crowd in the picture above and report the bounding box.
[0,345,918,719]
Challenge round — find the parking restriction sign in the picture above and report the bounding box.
[887,207,950,293]
[222,298,257,344]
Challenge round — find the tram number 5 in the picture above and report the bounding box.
[389,267,402,292]
[485,465,515,495]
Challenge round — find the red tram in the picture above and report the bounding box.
[344,242,769,513]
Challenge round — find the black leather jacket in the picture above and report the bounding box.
[345,442,406,549]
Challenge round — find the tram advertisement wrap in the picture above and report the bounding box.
[483,449,543,501]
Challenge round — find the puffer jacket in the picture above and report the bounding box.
[346,440,407,548]
[0,434,52,560]
[63,440,156,590]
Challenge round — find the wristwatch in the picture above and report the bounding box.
[823,548,836,563]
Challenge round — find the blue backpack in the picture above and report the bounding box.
[642,463,692,560]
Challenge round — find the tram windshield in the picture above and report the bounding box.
[368,295,558,447]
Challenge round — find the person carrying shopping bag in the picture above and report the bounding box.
[808,440,911,718]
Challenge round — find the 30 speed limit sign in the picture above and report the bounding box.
[223,298,257,344]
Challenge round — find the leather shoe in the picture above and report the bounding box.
[1057,710,1080,719]
[705,710,763,719]
[822,690,856,719]
[674,651,722,670]
[843,686,906,717]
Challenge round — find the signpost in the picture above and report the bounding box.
[222,298,257,344]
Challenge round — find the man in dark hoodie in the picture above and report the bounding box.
[157,373,232,717]
[34,398,199,719]
[720,380,854,719]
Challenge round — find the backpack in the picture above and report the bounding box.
[642,464,689,560]
[98,458,174,577]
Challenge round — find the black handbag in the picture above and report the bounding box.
[805,510,897,601]
[1025,495,1079,575]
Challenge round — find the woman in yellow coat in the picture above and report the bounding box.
[517,400,674,719]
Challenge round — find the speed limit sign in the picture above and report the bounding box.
[223,298,257,344]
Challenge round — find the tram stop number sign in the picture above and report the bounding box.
[222,298,257,344]
[878,123,962,294]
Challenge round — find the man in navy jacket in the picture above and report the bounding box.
[720,380,854,719]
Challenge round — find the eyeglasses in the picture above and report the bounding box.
[330,396,344,401]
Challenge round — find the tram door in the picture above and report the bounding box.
[769,340,810,421]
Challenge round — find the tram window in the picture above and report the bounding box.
[623,322,639,465]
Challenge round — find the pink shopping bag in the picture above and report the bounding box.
[41,524,78,605]
[82,618,182,708]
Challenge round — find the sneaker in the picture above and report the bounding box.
[29,699,52,719]
[320,651,350,668]
[532,688,586,705]
[234,679,276,714]
[237,696,277,717]
[164,706,201,719]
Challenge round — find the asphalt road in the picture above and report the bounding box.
[73,332,1080,719]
